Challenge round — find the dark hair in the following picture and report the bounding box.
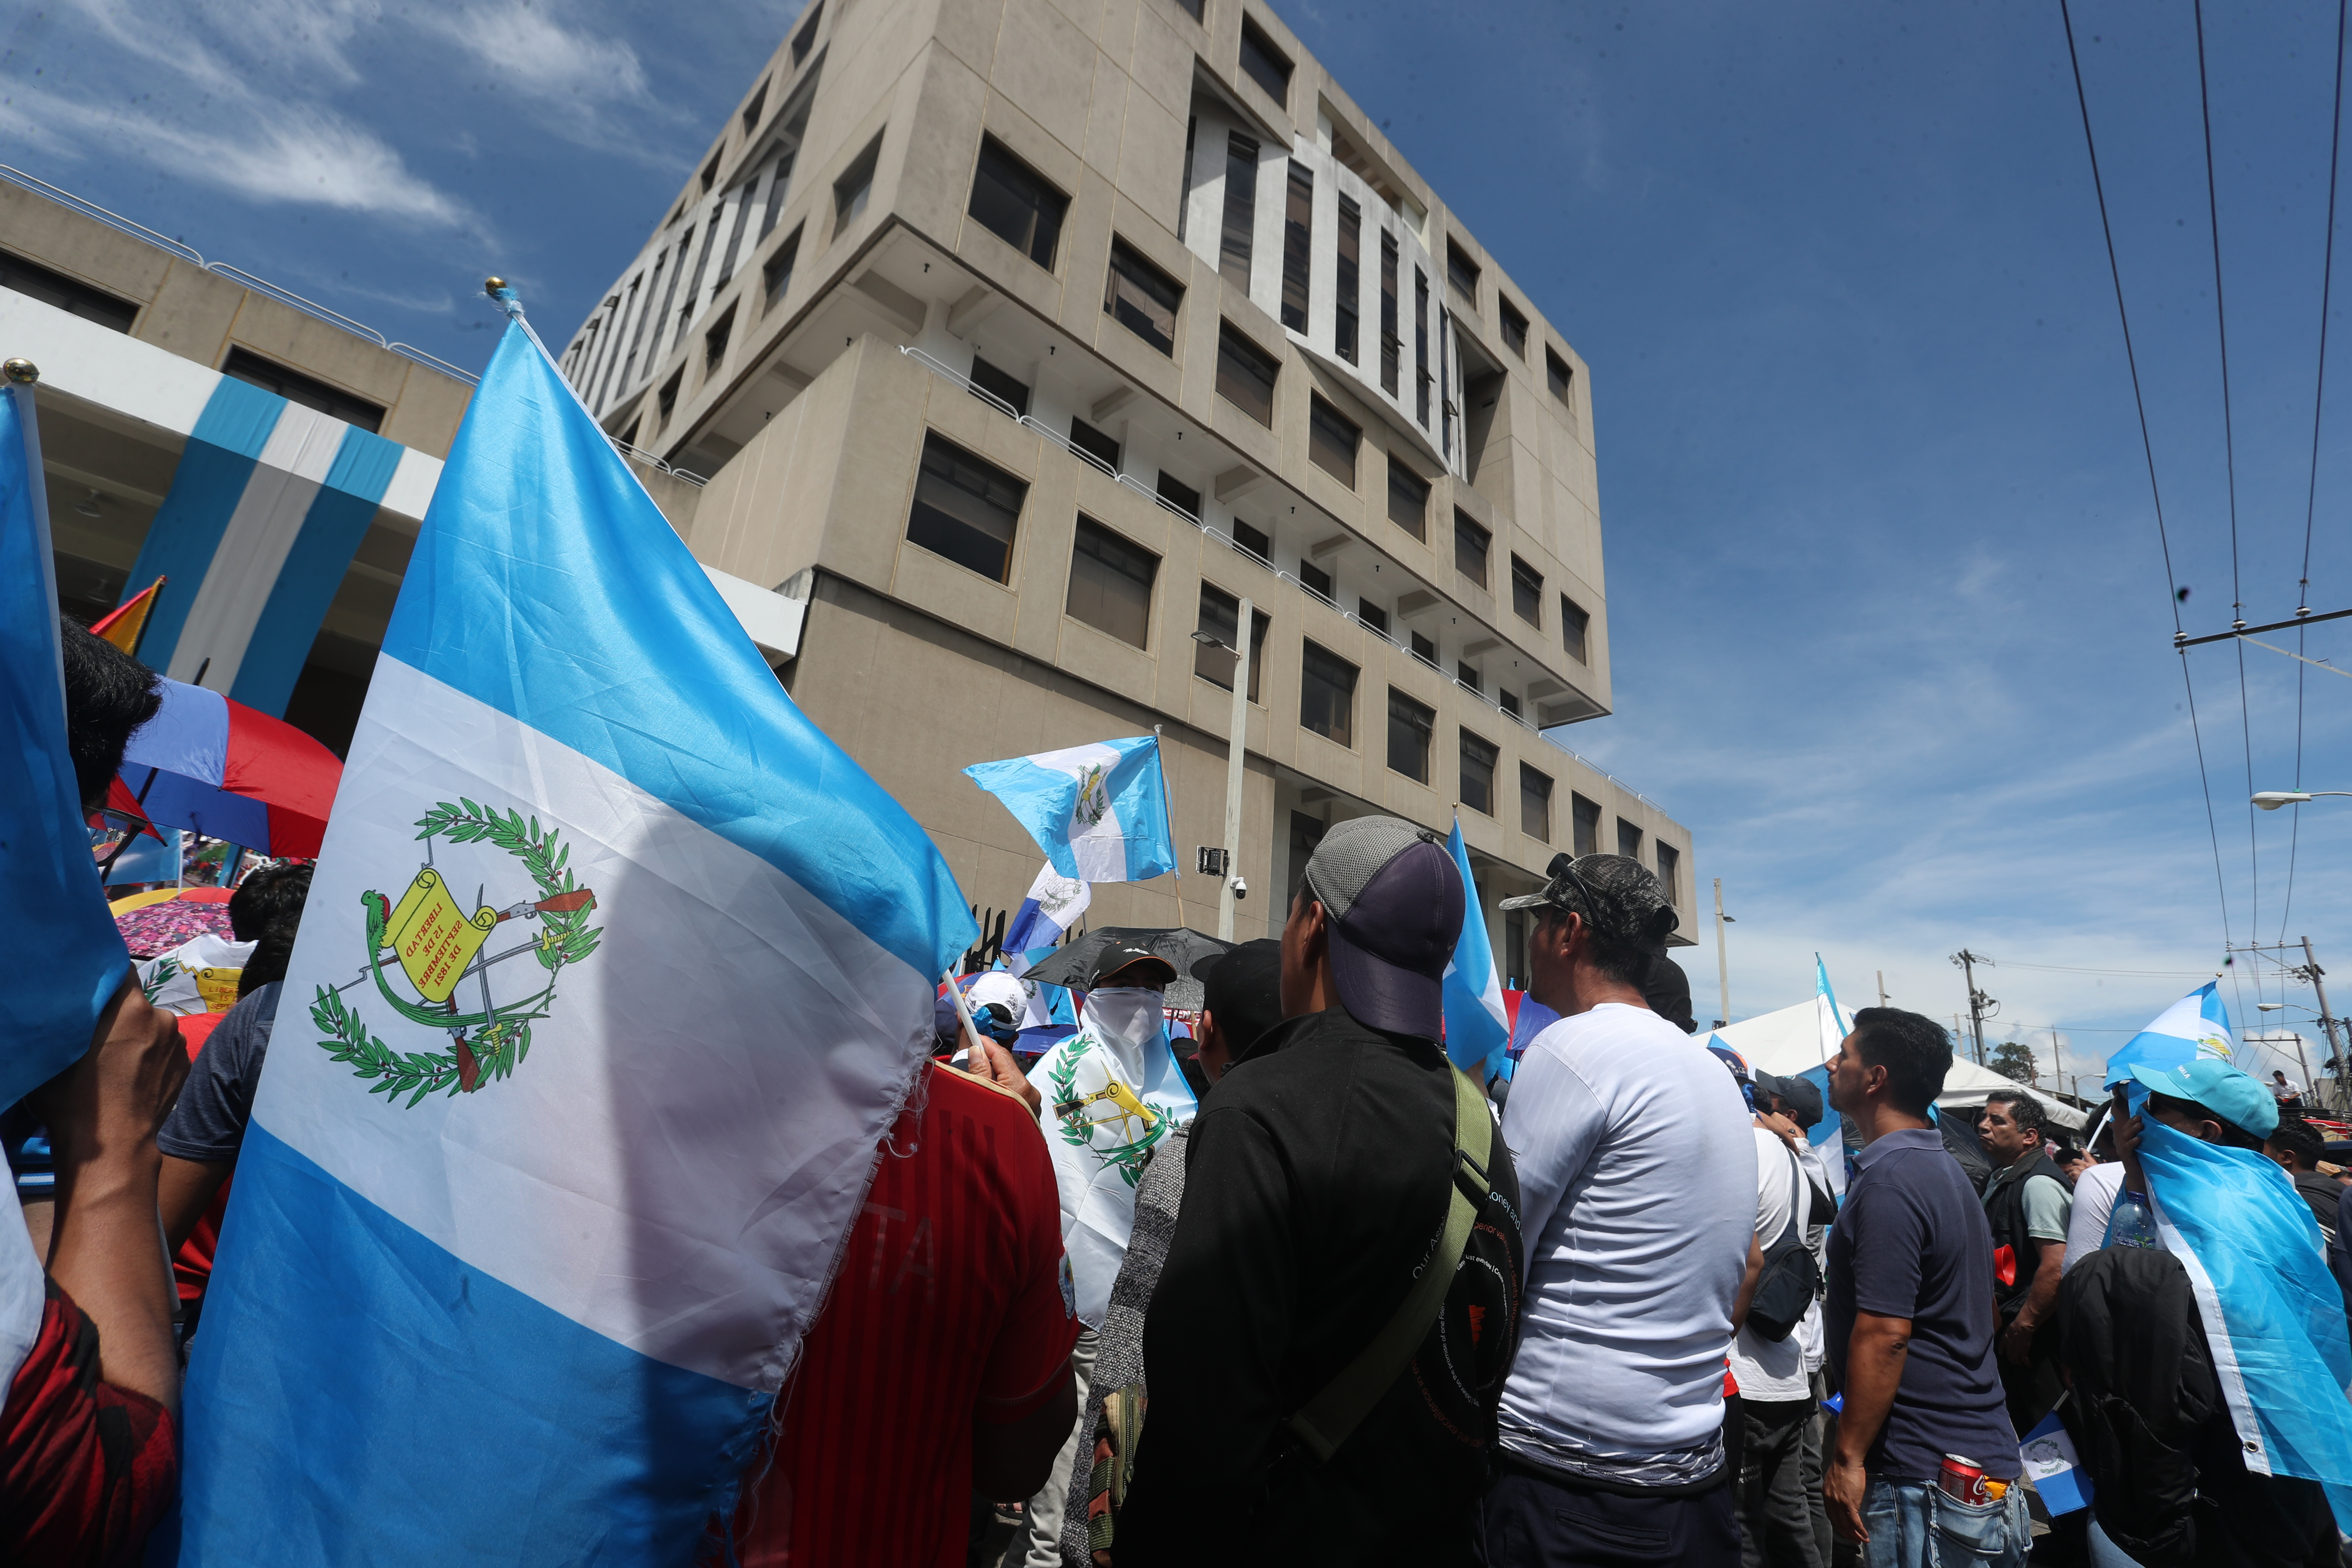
[1848,1007,1953,1117]
[237,924,296,998]
[1200,937,1284,1059]
[229,861,314,943]
[2269,1117,2324,1170]
[1641,954,1696,1033]
[2145,1092,2269,1153]
[59,619,162,814]
[1535,904,1646,986]
[1982,1087,2047,1143]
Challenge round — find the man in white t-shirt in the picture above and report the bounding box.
[1733,1117,1819,1568]
[1481,854,1756,1567]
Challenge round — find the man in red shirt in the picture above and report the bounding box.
[718,1044,1079,1566]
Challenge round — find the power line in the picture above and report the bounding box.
[2057,0,2237,957]
[1993,961,2218,977]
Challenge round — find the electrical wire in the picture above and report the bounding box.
[1994,961,2219,977]
[2280,0,2349,944]
[2058,0,2238,965]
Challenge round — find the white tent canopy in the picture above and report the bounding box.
[1712,997,2085,1131]
[1936,1055,2086,1131]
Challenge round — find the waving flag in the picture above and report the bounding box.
[964,735,1176,882]
[1797,956,1852,1190]
[2102,981,2236,1086]
[175,306,975,1564]
[1441,821,1509,1071]
[1003,861,1088,1026]
[0,370,133,1393]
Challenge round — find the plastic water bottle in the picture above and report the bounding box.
[2104,1188,2160,1250]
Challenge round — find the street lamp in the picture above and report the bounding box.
[1192,606,1253,941]
[2253,790,2352,809]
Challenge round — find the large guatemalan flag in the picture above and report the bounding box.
[963,735,1176,882]
[1440,821,1509,1073]
[175,305,976,1563]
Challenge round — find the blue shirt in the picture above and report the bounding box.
[1825,1124,2020,1481]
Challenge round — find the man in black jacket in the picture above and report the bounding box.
[1977,1089,2072,1435]
[1118,817,1525,1566]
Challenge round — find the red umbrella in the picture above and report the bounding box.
[113,678,341,858]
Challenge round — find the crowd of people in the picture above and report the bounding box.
[6,620,2350,1567]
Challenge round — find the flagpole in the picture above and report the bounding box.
[1153,723,1186,930]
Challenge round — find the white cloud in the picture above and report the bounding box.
[410,1,651,106]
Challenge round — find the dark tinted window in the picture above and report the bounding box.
[1281,160,1313,331]
[704,304,736,371]
[1298,558,1332,601]
[1547,348,1573,403]
[969,137,1069,269]
[1066,516,1158,647]
[907,430,1026,581]
[1454,510,1490,587]
[1240,17,1293,104]
[1156,469,1202,521]
[0,250,137,334]
[1561,595,1590,663]
[969,356,1031,417]
[1410,630,1437,664]
[1387,689,1434,781]
[1572,793,1601,858]
[1520,765,1553,842]
[1335,198,1362,365]
[1196,585,1270,701]
[1414,267,1431,424]
[1657,842,1680,907]
[1357,598,1389,636]
[1389,461,1429,539]
[1456,661,1480,693]
[1380,231,1400,394]
[1308,396,1360,486]
[1105,238,1182,356]
[1511,556,1542,625]
[1216,321,1279,426]
[1446,239,1481,300]
[793,3,822,63]
[764,227,802,310]
[1499,297,1529,358]
[741,81,769,136]
[1221,132,1259,290]
[1617,819,1643,861]
[221,348,384,432]
[1231,519,1272,563]
[1460,729,1498,815]
[1300,640,1357,746]
[1069,417,1121,474]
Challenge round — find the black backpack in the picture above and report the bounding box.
[1746,1139,1822,1343]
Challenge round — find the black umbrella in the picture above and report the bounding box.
[1019,926,1234,999]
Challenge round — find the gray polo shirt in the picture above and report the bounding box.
[157,983,280,1163]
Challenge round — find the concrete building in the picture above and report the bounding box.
[6,0,1694,971]
[554,0,1694,962]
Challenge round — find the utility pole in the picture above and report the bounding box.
[1950,949,1997,1066]
[2049,1025,2064,1099]
[1877,970,1888,1007]
[1713,878,1733,1026]
[2299,936,2343,1114]
[1213,597,1253,942]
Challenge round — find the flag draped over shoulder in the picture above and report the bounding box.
[1440,821,1509,1071]
[175,317,976,1565]
[964,736,1176,882]
[0,375,132,1395]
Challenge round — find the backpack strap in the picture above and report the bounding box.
[1284,1066,1492,1463]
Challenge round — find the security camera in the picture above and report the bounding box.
[1230,875,1248,901]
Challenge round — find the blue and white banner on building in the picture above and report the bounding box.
[174,314,975,1564]
[1441,821,1509,1072]
[964,736,1176,883]
[2102,981,2237,1086]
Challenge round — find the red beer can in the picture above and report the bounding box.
[1937,1453,1991,1505]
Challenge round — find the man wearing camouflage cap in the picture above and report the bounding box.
[1478,854,1758,1568]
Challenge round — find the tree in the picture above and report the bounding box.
[1990,1040,2036,1084]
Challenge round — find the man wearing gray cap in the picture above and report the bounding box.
[1117,817,1525,1566]
[1479,854,1758,1568]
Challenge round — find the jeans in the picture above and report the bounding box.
[1859,1477,2030,1568]
[1738,1398,1822,1568]
[1475,1461,1740,1568]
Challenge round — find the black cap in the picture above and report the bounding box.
[1498,853,1680,956]
[1196,938,1285,1058]
[1751,1069,1825,1130]
[1089,939,1178,989]
[1302,817,1463,1038]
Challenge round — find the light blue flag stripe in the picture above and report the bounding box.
[1441,821,1509,1069]
[123,376,287,672]
[0,381,129,1109]
[380,324,971,981]
[963,736,1175,883]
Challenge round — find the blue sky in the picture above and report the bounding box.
[7,0,2350,1090]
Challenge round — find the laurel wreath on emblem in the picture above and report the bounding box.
[1073,764,1111,830]
[1046,1033,1164,1188]
[311,799,602,1109]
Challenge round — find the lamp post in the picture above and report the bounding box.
[2252,790,2352,808]
[1193,600,1253,942]
[1713,878,1735,1027]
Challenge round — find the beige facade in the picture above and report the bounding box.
[562,0,1694,963]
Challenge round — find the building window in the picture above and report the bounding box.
[1547,347,1573,404]
[220,348,385,432]
[1388,461,1430,540]
[792,3,822,64]
[701,153,721,194]
[1505,910,1527,988]
[1410,629,1437,664]
[1499,297,1529,358]
[1561,595,1590,663]
[1387,689,1434,782]
[1067,515,1159,647]
[1498,688,1521,718]
[1520,765,1553,842]
[741,81,769,136]
[1239,17,1293,104]
[1456,660,1480,693]
[968,136,1068,269]
[1357,598,1389,636]
[1379,232,1400,395]
[1298,558,1333,601]
[1196,585,1270,701]
[1157,469,1203,522]
[1335,197,1362,365]
[1221,131,1259,291]
[1446,239,1481,302]
[703,304,735,372]
[1572,793,1600,858]
[907,430,1026,582]
[1068,417,1121,474]
[1308,395,1360,486]
[0,249,138,334]
[1656,842,1681,907]
[1414,268,1431,425]
[1511,557,1542,626]
[625,245,673,389]
[656,368,683,429]
[717,186,755,282]
[1173,0,1204,20]
[678,220,721,336]
[1105,237,1182,356]
[1216,320,1279,426]
[1460,729,1498,816]
[1231,519,1272,563]
[763,227,801,310]
[834,134,882,231]
[1281,161,1313,331]
[761,150,798,239]
[969,356,1031,417]
[1454,510,1490,587]
[1299,640,1358,746]
[1617,819,1643,861]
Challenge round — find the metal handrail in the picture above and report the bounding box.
[1,164,481,386]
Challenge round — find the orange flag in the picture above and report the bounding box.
[89,575,165,656]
